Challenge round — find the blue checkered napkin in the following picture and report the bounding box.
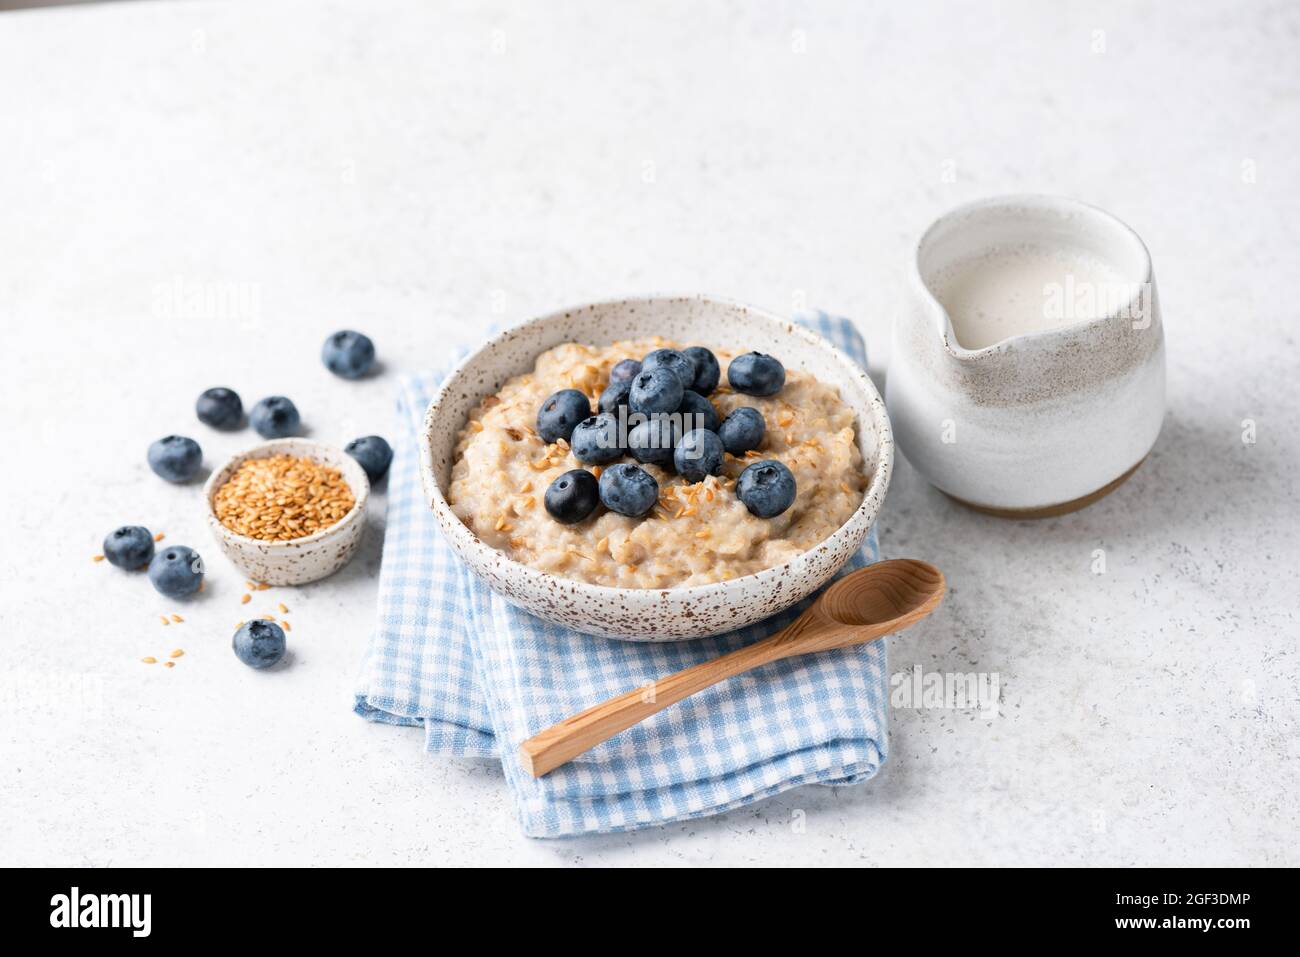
[354,313,888,837]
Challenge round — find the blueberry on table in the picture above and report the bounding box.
[321,329,376,379]
[544,468,600,524]
[233,619,286,670]
[570,414,623,465]
[728,352,786,396]
[249,396,301,438]
[677,390,721,434]
[674,428,724,482]
[608,358,642,386]
[627,414,679,467]
[640,348,695,388]
[345,435,393,482]
[537,389,591,444]
[682,346,720,395]
[598,378,632,416]
[103,526,154,570]
[629,368,684,416]
[148,545,204,598]
[718,407,765,455]
[147,435,202,483]
[598,463,659,517]
[195,387,243,429]
[736,460,797,518]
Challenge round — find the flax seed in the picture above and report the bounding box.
[256,583,270,590]
[241,594,251,605]
[142,657,157,664]
[596,536,609,554]
[505,427,523,441]
[214,454,355,542]
[171,614,183,623]
[169,649,184,659]
[278,602,288,614]
[160,616,170,626]
[164,661,176,668]
[591,465,602,479]
[483,395,500,408]
[468,419,485,432]
[93,554,105,562]
[696,529,711,539]
[281,620,292,631]
[154,532,165,542]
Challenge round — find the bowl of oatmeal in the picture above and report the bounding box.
[419,295,892,640]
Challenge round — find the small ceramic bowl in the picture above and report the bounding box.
[203,438,370,586]
[419,295,893,641]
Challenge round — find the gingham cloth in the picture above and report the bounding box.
[354,313,888,837]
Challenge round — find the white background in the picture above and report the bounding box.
[2,0,1297,865]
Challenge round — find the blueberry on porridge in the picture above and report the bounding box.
[446,337,867,588]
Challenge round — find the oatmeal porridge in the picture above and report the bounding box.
[446,338,867,588]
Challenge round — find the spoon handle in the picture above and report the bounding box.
[518,626,808,778]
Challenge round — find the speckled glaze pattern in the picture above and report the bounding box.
[887,195,1166,512]
[203,438,370,586]
[419,295,893,641]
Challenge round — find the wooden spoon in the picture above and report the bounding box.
[518,558,945,778]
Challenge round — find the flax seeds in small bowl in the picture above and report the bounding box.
[204,439,370,586]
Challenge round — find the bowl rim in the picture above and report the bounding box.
[203,437,371,549]
[418,293,893,601]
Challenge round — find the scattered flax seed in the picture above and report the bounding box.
[235,620,244,629]
[280,620,292,631]
[505,427,523,442]
[171,614,183,623]
[141,657,157,664]
[256,583,270,591]
[246,580,257,589]
[494,515,509,531]
[160,616,170,626]
[241,593,251,605]
[681,506,697,517]
[745,450,761,458]
[92,554,105,562]
[483,395,500,408]
[674,506,685,519]
[777,413,794,427]
[591,466,603,478]
[164,661,176,669]
[696,529,711,539]
[278,602,288,614]
[555,438,570,450]
[468,419,485,432]
[169,649,184,659]
[518,480,533,494]
[596,537,609,554]
[213,454,356,542]
[706,488,715,501]
[154,532,165,542]
[520,496,535,509]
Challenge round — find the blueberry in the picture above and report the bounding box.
[544,469,600,524]
[148,545,204,598]
[609,358,642,386]
[147,435,202,483]
[718,406,765,455]
[321,329,376,379]
[682,346,720,394]
[233,619,286,670]
[344,435,393,482]
[736,460,797,517]
[598,463,659,517]
[728,352,786,396]
[250,396,300,438]
[627,414,679,467]
[677,390,721,434]
[103,526,154,570]
[598,378,632,415]
[536,389,591,444]
[195,387,243,429]
[674,428,724,482]
[641,348,695,388]
[570,414,623,465]
[629,368,684,415]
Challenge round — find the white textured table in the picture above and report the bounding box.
[3,0,1297,866]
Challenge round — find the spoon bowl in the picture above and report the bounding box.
[519,559,945,777]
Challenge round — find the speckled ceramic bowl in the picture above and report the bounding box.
[419,295,893,641]
[204,438,370,586]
